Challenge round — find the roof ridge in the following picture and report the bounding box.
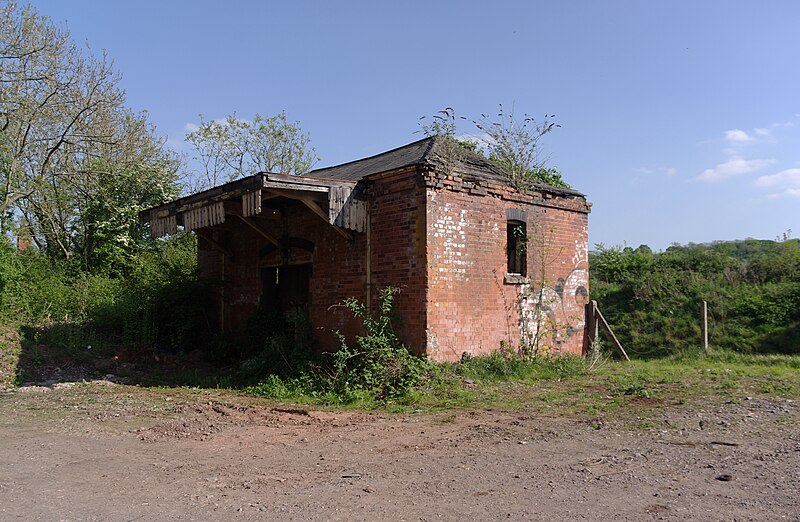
[308,136,434,175]
[419,134,439,163]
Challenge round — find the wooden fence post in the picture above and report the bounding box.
[702,300,709,351]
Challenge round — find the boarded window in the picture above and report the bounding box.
[507,220,527,276]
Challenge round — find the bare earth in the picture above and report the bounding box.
[0,382,797,521]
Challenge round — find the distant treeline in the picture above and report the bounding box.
[590,238,800,356]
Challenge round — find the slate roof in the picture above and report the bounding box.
[305,136,584,198]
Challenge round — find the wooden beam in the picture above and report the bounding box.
[266,187,326,202]
[263,180,328,193]
[299,196,352,240]
[195,229,233,258]
[234,214,281,248]
[591,300,630,361]
[266,187,353,241]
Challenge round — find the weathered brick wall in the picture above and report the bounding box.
[197,202,367,345]
[424,171,591,362]
[305,210,367,350]
[197,168,589,361]
[365,170,428,353]
[196,180,428,354]
[197,225,269,332]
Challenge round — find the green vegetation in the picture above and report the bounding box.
[418,107,571,189]
[247,288,428,404]
[0,233,208,384]
[0,2,182,266]
[591,238,800,357]
[185,112,318,191]
[243,348,800,414]
[1,0,795,414]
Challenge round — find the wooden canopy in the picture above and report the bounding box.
[140,172,367,240]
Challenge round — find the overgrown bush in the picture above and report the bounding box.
[249,287,429,403]
[235,309,314,380]
[0,233,210,355]
[326,288,429,399]
[456,351,588,382]
[591,239,800,356]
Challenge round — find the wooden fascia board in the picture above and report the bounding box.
[139,174,264,223]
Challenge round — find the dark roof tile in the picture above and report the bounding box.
[305,136,584,198]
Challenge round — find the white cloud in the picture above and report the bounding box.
[637,166,676,177]
[767,188,800,199]
[754,128,770,136]
[165,137,187,152]
[724,129,754,143]
[754,168,800,188]
[183,122,199,133]
[697,157,777,182]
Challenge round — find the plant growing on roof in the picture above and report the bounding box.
[473,105,570,189]
[417,107,472,178]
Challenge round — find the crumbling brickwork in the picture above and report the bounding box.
[192,138,590,362]
[198,167,590,361]
[424,171,591,361]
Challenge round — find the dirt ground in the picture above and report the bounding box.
[0,381,797,522]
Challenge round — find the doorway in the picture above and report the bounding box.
[261,264,311,318]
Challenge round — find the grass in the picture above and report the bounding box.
[4,325,798,425]
[243,349,800,417]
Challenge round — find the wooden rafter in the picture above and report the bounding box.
[234,214,281,248]
[266,187,353,241]
[195,229,233,258]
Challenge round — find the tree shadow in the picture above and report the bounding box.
[13,322,236,389]
[12,307,315,390]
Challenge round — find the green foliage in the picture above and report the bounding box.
[185,111,318,190]
[455,351,588,382]
[475,106,571,189]
[235,309,315,379]
[418,106,572,189]
[248,287,429,404]
[74,150,182,277]
[108,233,210,351]
[0,2,181,263]
[327,288,429,400]
[591,239,800,356]
[0,233,209,355]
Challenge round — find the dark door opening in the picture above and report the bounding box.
[261,264,311,319]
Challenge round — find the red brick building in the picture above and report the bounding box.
[142,137,591,361]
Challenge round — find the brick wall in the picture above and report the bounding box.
[197,168,589,362]
[424,170,591,362]
[196,179,429,353]
[365,171,428,353]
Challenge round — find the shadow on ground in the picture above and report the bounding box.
[8,323,239,389]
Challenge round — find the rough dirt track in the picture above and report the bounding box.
[0,382,797,521]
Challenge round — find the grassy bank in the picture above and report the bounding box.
[244,350,800,415]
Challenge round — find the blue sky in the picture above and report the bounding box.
[30,0,799,251]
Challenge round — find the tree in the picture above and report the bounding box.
[0,1,181,266]
[185,111,318,190]
[70,111,182,275]
[474,105,570,189]
[417,106,570,189]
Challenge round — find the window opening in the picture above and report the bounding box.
[507,219,527,276]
